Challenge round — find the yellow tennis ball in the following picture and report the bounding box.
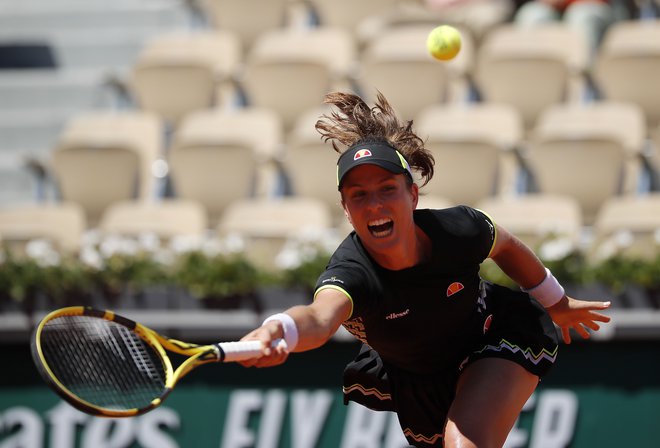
[426,25,462,61]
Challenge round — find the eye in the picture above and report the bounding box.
[349,190,366,200]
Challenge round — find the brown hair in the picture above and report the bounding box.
[315,91,435,186]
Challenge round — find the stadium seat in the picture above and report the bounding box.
[590,193,660,261]
[217,196,333,271]
[99,199,208,241]
[0,202,86,254]
[307,0,399,36]
[129,31,242,127]
[474,23,589,132]
[51,111,163,226]
[282,106,344,223]
[592,19,660,129]
[168,107,284,225]
[239,27,357,131]
[524,101,646,225]
[358,24,474,121]
[414,102,524,206]
[198,0,291,53]
[476,194,583,255]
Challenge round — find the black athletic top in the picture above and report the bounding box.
[314,206,496,375]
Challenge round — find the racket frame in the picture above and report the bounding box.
[31,306,223,417]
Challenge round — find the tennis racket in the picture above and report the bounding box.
[31,306,284,418]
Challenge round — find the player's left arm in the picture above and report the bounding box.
[488,223,611,344]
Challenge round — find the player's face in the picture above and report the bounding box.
[340,164,418,248]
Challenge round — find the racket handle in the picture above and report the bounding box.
[216,339,287,362]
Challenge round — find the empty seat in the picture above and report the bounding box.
[0,202,86,254]
[168,107,284,225]
[217,196,333,271]
[99,199,208,240]
[525,101,646,224]
[199,0,291,52]
[476,194,583,255]
[592,20,660,129]
[51,110,163,226]
[416,195,453,210]
[282,106,344,222]
[308,0,399,35]
[589,194,660,261]
[240,27,357,130]
[414,102,524,206]
[129,31,242,127]
[474,23,589,131]
[651,122,660,182]
[358,24,474,121]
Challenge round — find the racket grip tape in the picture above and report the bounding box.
[216,339,287,362]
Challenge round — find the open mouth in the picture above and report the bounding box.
[368,218,394,238]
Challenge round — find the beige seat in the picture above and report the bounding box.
[129,31,242,127]
[198,0,291,53]
[474,23,589,132]
[592,20,660,129]
[99,199,208,241]
[308,0,399,35]
[240,27,357,130]
[525,101,646,225]
[0,202,86,254]
[476,194,583,255]
[414,102,524,206]
[357,0,513,52]
[651,122,660,182]
[282,106,344,223]
[55,111,162,200]
[590,194,660,261]
[416,195,453,210]
[217,196,333,271]
[168,107,284,225]
[358,24,474,121]
[51,111,162,226]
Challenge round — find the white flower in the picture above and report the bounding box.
[80,246,103,270]
[169,234,205,254]
[137,232,160,253]
[25,239,60,267]
[100,234,139,257]
[539,238,574,261]
[222,233,246,254]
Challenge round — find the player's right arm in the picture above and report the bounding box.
[238,288,352,368]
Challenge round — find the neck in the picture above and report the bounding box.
[367,225,431,271]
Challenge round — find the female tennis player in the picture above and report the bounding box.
[239,91,611,447]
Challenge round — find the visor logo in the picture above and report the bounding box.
[353,149,372,160]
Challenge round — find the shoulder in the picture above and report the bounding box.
[417,205,493,238]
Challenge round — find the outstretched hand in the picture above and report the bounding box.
[237,322,290,368]
[547,296,612,344]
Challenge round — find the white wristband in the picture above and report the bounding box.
[262,313,298,352]
[521,267,565,308]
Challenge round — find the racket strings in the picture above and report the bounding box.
[40,316,167,412]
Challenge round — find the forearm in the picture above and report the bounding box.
[491,235,547,289]
[262,289,351,353]
[282,305,342,352]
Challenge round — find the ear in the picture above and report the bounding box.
[411,183,419,209]
[341,199,352,224]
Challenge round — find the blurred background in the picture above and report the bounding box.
[1,0,659,446]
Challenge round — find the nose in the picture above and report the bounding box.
[365,192,383,211]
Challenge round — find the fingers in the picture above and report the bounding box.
[238,337,290,368]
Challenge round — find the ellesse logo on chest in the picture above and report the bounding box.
[446,282,464,297]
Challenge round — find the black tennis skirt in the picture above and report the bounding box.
[342,281,559,447]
